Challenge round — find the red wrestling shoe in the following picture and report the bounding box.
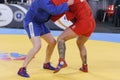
[80,64,88,72]
[54,58,67,73]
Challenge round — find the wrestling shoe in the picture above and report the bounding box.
[43,62,55,70]
[80,64,88,72]
[54,58,67,73]
[17,67,30,78]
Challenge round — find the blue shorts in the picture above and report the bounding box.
[24,22,50,38]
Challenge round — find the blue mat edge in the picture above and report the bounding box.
[0,28,120,43]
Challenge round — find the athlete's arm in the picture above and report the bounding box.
[40,0,74,15]
[50,0,74,22]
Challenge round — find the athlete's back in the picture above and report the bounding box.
[69,0,93,20]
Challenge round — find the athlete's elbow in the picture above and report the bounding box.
[48,10,59,15]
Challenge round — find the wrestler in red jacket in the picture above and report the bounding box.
[51,0,96,73]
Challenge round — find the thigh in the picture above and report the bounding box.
[41,33,56,45]
[58,28,78,41]
[30,36,41,47]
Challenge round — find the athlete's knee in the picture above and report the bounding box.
[76,39,83,47]
[49,39,56,46]
[33,43,41,52]
[57,36,66,43]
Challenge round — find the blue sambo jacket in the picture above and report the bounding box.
[24,0,69,24]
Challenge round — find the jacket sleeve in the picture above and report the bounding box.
[40,0,69,15]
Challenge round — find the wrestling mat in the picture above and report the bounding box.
[0,28,120,80]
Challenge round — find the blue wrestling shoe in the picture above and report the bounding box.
[17,67,30,78]
[43,62,55,70]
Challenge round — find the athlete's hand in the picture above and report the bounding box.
[67,0,74,6]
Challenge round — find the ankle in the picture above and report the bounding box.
[59,58,65,61]
[44,62,50,64]
[82,63,87,66]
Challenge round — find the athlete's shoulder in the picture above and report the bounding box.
[33,0,50,5]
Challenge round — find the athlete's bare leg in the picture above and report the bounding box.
[58,28,77,59]
[76,36,89,65]
[76,36,89,72]
[54,27,77,73]
[41,33,56,63]
[22,36,41,67]
[17,36,41,77]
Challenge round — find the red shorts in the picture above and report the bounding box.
[70,19,96,37]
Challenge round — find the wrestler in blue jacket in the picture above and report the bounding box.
[17,0,73,78]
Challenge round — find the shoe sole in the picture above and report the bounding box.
[80,68,88,72]
[43,68,55,70]
[18,73,30,78]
